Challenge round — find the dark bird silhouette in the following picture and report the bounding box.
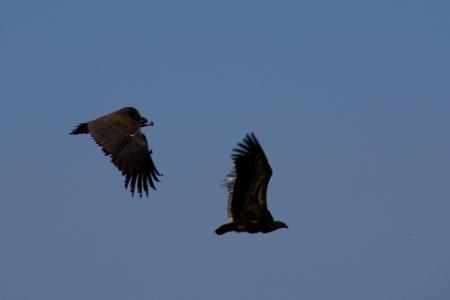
[215,133,288,235]
[70,107,161,197]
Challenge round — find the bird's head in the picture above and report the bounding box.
[139,117,154,127]
[273,220,288,230]
[262,220,288,233]
[121,107,154,127]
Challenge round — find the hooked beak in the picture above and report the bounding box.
[140,118,154,127]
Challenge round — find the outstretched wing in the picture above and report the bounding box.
[228,133,273,222]
[87,114,161,197]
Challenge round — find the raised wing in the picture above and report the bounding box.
[229,133,273,222]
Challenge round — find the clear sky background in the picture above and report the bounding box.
[1,1,450,299]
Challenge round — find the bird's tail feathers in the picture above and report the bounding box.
[214,222,238,235]
[70,123,89,135]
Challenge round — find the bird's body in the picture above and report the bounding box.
[215,133,288,235]
[70,107,161,197]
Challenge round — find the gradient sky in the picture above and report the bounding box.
[1,1,450,299]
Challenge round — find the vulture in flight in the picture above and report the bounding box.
[70,107,161,197]
[215,133,288,235]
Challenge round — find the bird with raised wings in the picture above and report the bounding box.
[215,133,288,235]
[70,107,161,197]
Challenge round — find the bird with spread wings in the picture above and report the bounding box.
[70,107,161,197]
[215,133,288,235]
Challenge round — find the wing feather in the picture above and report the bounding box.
[111,132,161,197]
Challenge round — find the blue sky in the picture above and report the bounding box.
[1,1,450,299]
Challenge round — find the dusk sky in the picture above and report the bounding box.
[1,1,450,299]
